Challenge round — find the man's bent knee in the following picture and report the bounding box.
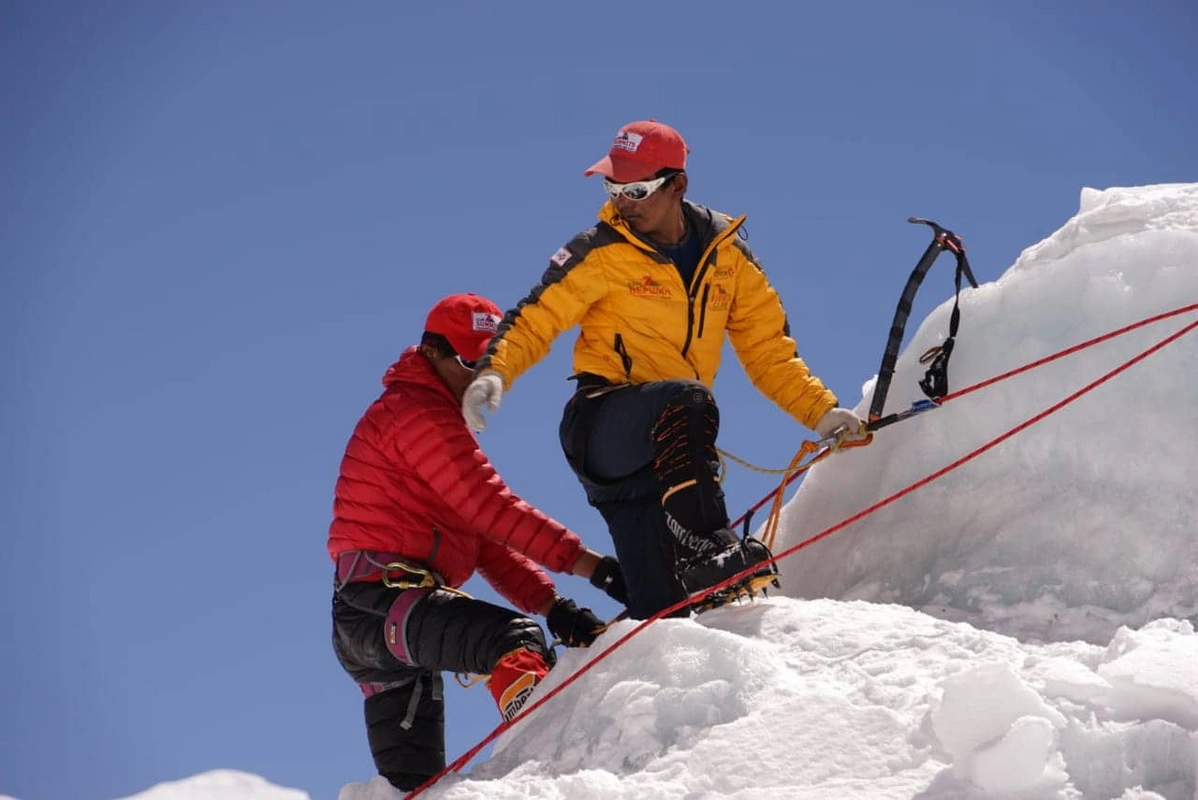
[487,615,554,669]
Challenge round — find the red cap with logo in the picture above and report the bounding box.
[583,120,689,183]
[423,293,503,360]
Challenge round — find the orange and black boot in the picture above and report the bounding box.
[488,647,551,722]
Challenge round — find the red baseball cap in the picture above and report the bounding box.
[583,120,689,183]
[423,293,503,360]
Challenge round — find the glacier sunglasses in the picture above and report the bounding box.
[454,354,478,371]
[602,172,679,201]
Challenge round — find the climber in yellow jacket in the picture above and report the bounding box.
[464,119,868,619]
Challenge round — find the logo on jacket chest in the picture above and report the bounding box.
[628,274,674,299]
[709,283,732,310]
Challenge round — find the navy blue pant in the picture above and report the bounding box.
[559,379,713,619]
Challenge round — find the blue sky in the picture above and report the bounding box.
[1,2,1194,798]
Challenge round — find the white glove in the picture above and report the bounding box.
[462,370,504,432]
[813,406,869,443]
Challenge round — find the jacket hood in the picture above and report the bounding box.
[381,346,455,402]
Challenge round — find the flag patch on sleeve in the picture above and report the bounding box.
[550,247,573,267]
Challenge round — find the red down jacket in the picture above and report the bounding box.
[327,347,583,614]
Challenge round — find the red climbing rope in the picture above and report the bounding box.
[405,304,1198,798]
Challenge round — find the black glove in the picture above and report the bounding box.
[588,555,628,605]
[546,597,605,648]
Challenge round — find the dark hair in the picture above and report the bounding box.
[421,331,455,358]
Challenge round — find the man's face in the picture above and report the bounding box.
[425,347,477,404]
[609,172,687,237]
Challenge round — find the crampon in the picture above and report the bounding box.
[689,568,780,614]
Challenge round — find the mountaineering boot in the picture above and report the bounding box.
[650,384,778,611]
[488,647,551,722]
[676,532,779,611]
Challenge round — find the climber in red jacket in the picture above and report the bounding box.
[328,292,626,792]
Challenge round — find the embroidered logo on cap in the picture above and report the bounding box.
[612,130,643,153]
[472,312,500,333]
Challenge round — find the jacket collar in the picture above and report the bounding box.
[381,346,455,403]
[598,200,738,251]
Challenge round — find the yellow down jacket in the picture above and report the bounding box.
[478,200,837,429]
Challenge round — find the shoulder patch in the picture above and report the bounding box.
[548,224,624,270]
[550,246,573,267]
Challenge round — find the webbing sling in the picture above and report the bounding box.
[868,217,978,423]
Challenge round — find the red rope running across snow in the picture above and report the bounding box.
[405,306,1198,798]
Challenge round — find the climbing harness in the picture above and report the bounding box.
[335,551,482,689]
[335,550,444,590]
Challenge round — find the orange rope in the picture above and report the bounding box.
[759,432,874,549]
[759,441,821,550]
